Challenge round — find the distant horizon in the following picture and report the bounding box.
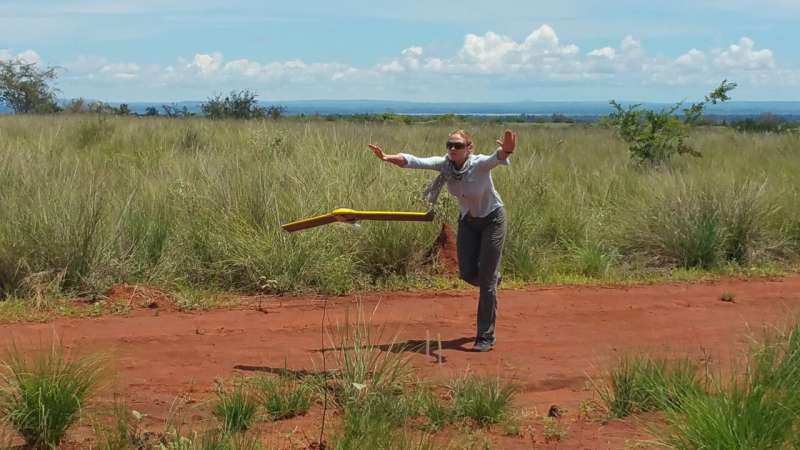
[53,98,800,106]
[2,98,791,119]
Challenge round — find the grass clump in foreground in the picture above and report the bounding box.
[664,324,800,449]
[324,306,418,448]
[158,429,265,450]
[211,381,259,433]
[598,323,800,449]
[448,374,517,426]
[325,306,412,406]
[0,343,106,449]
[599,356,701,418]
[322,305,516,449]
[254,374,312,420]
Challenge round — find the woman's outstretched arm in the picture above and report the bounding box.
[368,144,407,167]
[369,144,446,171]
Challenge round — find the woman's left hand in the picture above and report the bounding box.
[496,129,516,158]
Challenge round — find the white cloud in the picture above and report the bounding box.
[378,46,425,73]
[588,47,616,59]
[188,52,223,75]
[621,36,642,57]
[100,63,141,80]
[456,25,579,72]
[675,48,705,68]
[714,37,774,70]
[14,28,794,101]
[401,47,423,58]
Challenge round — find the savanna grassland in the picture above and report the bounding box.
[2,114,800,448]
[1,115,799,302]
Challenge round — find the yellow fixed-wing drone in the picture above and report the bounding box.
[281,208,434,232]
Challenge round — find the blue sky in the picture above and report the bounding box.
[2,0,798,102]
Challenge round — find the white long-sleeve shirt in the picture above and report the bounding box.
[400,150,509,219]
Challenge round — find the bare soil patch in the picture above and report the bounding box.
[2,276,800,448]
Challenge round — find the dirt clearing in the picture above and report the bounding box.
[2,276,800,449]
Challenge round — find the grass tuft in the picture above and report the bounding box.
[254,375,312,420]
[211,381,259,434]
[599,356,701,418]
[448,374,516,426]
[0,343,106,449]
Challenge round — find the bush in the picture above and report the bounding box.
[609,80,736,165]
[0,60,60,114]
[202,90,281,120]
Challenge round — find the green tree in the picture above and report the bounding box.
[202,89,270,119]
[0,60,60,113]
[609,80,736,165]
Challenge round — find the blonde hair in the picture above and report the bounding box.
[449,129,473,146]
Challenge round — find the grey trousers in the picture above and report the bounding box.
[457,207,507,344]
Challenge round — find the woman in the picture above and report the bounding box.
[368,128,516,352]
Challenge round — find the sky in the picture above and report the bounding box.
[1,0,799,103]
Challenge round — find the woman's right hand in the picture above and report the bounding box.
[368,144,406,167]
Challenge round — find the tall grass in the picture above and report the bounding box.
[0,343,106,448]
[1,116,799,298]
[325,306,412,406]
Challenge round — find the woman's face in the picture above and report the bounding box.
[446,134,472,166]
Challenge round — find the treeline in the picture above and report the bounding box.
[0,60,286,119]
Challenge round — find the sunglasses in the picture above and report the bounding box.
[446,141,468,150]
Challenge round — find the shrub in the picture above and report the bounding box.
[609,80,736,165]
[202,90,270,120]
[0,60,60,114]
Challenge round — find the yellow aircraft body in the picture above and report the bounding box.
[282,208,434,232]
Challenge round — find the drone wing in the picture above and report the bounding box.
[281,208,434,233]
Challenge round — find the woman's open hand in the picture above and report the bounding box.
[495,129,517,159]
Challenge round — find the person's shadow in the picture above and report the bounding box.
[376,336,474,363]
[234,336,475,373]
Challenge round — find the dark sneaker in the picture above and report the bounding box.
[473,340,495,352]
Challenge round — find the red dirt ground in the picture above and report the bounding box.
[3,276,800,449]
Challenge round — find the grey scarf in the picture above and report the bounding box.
[423,154,473,206]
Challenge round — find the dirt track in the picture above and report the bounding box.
[3,276,800,449]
